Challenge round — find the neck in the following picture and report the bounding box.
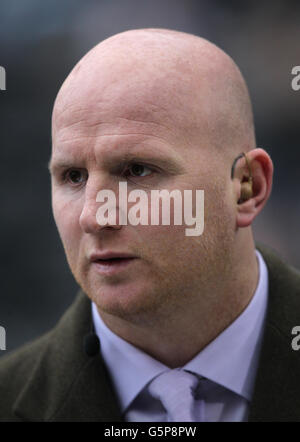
[97,233,259,368]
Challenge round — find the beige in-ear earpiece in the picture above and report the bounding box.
[240,180,253,202]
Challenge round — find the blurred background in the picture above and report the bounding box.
[1,0,299,353]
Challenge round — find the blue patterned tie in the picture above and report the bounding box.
[148,369,200,421]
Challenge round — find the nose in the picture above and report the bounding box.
[79,181,121,234]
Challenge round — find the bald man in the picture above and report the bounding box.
[1,29,300,422]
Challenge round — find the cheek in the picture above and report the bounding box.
[52,193,82,254]
[134,223,188,265]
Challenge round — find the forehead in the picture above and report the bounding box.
[51,117,190,179]
[51,79,201,170]
[53,61,195,133]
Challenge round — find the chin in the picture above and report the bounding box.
[86,279,164,320]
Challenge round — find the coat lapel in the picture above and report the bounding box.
[249,244,300,421]
[13,292,123,421]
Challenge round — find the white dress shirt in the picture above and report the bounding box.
[92,249,268,421]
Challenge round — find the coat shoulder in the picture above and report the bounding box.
[0,330,54,421]
[0,291,93,421]
[256,242,300,337]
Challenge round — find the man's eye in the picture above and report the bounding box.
[125,164,153,178]
[63,169,87,185]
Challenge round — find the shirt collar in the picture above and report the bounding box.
[92,249,268,412]
[184,249,268,400]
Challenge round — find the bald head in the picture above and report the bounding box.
[52,28,255,159]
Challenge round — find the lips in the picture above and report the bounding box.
[89,252,138,275]
[90,252,137,262]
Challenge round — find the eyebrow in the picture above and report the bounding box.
[103,153,183,175]
[48,152,184,176]
[47,159,70,173]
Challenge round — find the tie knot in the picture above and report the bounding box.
[148,369,200,421]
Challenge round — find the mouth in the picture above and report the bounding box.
[90,253,138,275]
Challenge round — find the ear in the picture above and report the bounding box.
[235,148,273,228]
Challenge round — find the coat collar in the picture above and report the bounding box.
[13,292,123,421]
[248,244,300,421]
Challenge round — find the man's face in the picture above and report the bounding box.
[50,70,236,321]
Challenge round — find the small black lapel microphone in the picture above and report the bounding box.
[84,320,101,357]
